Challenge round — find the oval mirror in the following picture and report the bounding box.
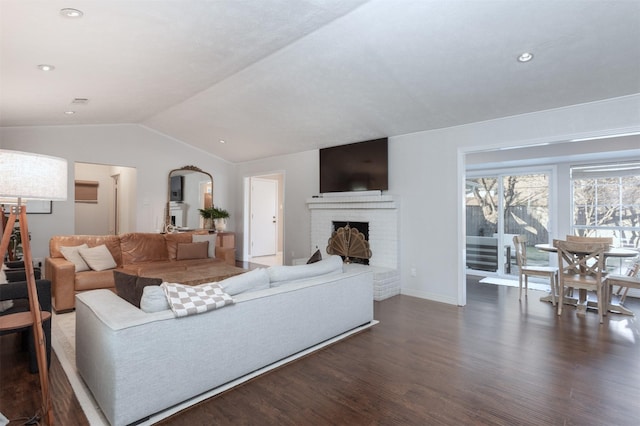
[166,166,213,231]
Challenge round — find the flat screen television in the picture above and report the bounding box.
[319,138,388,193]
[170,175,183,202]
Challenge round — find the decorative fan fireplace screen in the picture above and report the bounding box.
[326,224,372,264]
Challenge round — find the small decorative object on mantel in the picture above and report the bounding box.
[327,224,372,263]
[199,206,230,232]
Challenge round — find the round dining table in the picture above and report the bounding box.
[534,243,638,258]
[534,243,639,315]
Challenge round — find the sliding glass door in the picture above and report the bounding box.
[466,171,551,276]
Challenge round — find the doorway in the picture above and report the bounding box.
[246,173,284,266]
[74,162,136,235]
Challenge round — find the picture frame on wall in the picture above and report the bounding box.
[26,200,53,214]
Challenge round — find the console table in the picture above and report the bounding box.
[214,232,235,249]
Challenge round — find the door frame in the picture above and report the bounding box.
[465,166,556,277]
[242,171,285,263]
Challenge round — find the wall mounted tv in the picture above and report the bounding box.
[319,138,388,193]
[170,175,183,202]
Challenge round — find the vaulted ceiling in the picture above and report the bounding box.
[2,0,639,163]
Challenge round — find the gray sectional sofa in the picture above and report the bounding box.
[75,256,374,426]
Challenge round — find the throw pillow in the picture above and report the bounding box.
[268,255,343,285]
[140,285,170,313]
[113,271,163,308]
[176,242,209,260]
[192,234,216,258]
[59,244,90,272]
[79,244,117,271]
[307,249,322,264]
[0,265,13,313]
[219,268,270,296]
[161,282,234,317]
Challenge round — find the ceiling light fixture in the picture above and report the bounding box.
[219,140,226,144]
[64,111,76,115]
[517,52,534,63]
[60,8,83,18]
[37,64,55,71]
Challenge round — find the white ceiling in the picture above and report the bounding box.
[2,0,639,163]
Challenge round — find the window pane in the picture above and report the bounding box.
[572,169,640,248]
[595,205,620,226]
[466,177,498,236]
[596,183,620,205]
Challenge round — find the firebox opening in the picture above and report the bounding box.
[331,221,370,265]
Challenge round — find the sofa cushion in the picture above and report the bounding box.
[268,255,343,285]
[75,269,118,291]
[164,232,195,260]
[113,271,163,308]
[59,244,90,272]
[176,242,209,260]
[140,285,170,313]
[218,268,269,296]
[161,282,234,317]
[120,233,168,265]
[192,234,216,258]
[79,244,117,271]
[50,235,122,266]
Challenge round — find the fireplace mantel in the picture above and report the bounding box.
[306,195,398,210]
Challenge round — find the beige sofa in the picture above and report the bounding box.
[76,257,374,426]
[46,232,238,312]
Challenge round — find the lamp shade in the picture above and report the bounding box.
[0,149,68,201]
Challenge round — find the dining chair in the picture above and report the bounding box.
[566,235,613,244]
[554,239,608,323]
[605,261,640,315]
[513,235,558,305]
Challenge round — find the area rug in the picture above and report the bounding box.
[478,276,551,292]
[51,311,377,425]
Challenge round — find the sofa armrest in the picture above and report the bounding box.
[215,246,236,266]
[46,257,76,312]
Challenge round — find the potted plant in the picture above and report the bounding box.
[199,206,229,231]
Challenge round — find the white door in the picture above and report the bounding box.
[250,177,278,257]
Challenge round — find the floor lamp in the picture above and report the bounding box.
[0,150,67,426]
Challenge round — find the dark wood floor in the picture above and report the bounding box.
[2,277,640,425]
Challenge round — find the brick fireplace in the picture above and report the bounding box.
[307,194,400,300]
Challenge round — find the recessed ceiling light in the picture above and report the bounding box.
[517,52,534,63]
[60,8,83,18]
[219,140,226,144]
[64,111,76,115]
[37,64,55,71]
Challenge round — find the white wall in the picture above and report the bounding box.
[236,95,640,306]
[0,124,236,260]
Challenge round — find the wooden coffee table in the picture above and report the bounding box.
[143,263,247,285]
